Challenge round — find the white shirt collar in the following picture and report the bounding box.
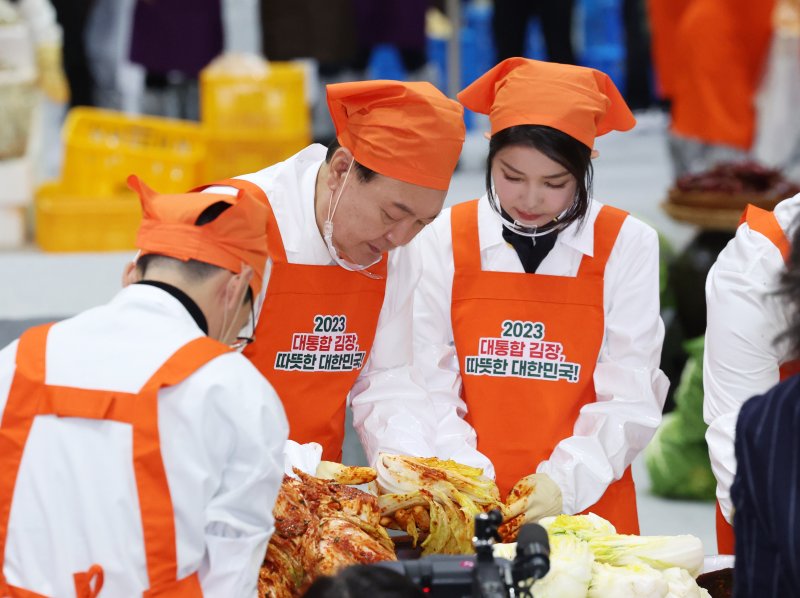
[242,144,334,264]
[296,147,334,265]
[110,283,206,332]
[477,195,598,257]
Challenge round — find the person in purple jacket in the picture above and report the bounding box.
[129,0,223,119]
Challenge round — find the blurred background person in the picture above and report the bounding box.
[753,0,800,183]
[492,0,575,64]
[260,0,358,143]
[352,0,439,83]
[622,0,655,112]
[84,0,132,110]
[50,0,95,107]
[646,0,692,114]
[129,0,223,119]
[667,0,775,177]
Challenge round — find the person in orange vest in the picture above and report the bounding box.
[668,0,775,175]
[704,193,800,554]
[646,0,692,103]
[0,176,288,596]
[405,58,669,534]
[198,80,466,465]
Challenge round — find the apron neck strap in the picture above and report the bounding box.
[451,200,483,272]
[140,336,230,392]
[577,205,628,278]
[740,203,790,262]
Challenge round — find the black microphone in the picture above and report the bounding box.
[512,523,550,585]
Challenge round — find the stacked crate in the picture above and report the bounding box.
[35,108,206,251]
[200,58,311,181]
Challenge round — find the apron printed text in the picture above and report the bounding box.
[464,320,581,382]
[274,314,366,372]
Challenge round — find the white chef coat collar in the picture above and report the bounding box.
[135,280,208,333]
[477,195,597,258]
[292,144,335,265]
[111,283,209,334]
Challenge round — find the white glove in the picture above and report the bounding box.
[282,440,322,478]
[505,472,563,523]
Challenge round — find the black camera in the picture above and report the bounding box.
[377,509,550,598]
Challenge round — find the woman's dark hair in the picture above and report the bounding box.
[302,565,424,598]
[326,139,378,183]
[486,125,594,230]
[777,223,800,359]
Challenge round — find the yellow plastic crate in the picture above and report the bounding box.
[202,129,309,181]
[61,107,206,196]
[200,61,310,138]
[35,181,142,252]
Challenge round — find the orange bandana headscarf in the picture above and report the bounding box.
[129,175,268,295]
[327,80,466,191]
[458,57,636,148]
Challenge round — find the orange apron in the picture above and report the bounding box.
[195,179,388,462]
[0,324,229,597]
[450,200,640,534]
[715,204,797,554]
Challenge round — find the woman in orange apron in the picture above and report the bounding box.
[412,58,669,534]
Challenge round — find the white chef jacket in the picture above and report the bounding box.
[207,144,438,464]
[704,193,800,522]
[413,196,669,514]
[0,284,288,597]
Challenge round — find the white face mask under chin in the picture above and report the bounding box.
[324,158,383,280]
[488,185,575,243]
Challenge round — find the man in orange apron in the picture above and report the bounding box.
[704,193,800,554]
[0,177,288,596]
[408,58,668,534]
[199,81,466,464]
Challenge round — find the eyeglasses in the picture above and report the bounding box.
[231,299,256,351]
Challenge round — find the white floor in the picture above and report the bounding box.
[0,114,717,553]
